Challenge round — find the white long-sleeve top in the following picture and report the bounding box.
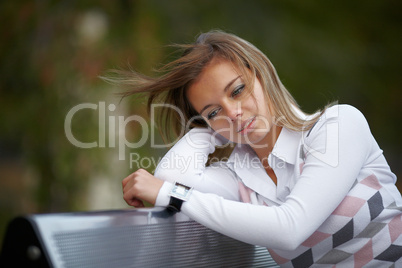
[154,105,402,267]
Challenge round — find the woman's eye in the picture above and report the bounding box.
[207,109,219,120]
[231,84,245,97]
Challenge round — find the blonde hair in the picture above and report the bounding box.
[105,30,324,145]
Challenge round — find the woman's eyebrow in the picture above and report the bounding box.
[224,75,241,93]
[199,75,241,115]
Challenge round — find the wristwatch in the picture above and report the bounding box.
[167,182,193,212]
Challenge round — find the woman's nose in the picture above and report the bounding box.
[225,101,242,121]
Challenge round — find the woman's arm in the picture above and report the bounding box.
[153,128,240,201]
[124,105,375,250]
[122,128,240,208]
[156,105,374,250]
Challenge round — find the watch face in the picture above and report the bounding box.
[173,184,188,196]
[169,182,193,201]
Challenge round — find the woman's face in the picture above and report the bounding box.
[187,57,275,146]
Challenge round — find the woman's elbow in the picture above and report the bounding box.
[273,230,307,251]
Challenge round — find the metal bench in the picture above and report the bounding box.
[1,208,279,267]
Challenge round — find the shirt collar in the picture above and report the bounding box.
[227,142,279,200]
[270,127,302,165]
[271,106,307,165]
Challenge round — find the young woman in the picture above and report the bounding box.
[119,30,402,267]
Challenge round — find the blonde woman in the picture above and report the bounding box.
[118,30,402,266]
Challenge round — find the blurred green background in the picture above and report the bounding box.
[1,0,401,245]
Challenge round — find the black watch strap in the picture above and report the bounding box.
[167,182,193,213]
[167,197,183,212]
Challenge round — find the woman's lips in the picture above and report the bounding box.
[238,116,256,134]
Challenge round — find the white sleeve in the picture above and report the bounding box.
[158,105,373,250]
[154,128,240,202]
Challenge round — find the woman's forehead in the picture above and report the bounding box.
[194,58,241,84]
[187,60,239,102]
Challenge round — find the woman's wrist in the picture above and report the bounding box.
[154,181,173,207]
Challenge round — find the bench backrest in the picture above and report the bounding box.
[1,208,279,267]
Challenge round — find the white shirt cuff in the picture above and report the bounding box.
[154,181,173,207]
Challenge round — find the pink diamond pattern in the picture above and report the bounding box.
[331,196,366,217]
[238,182,253,203]
[302,231,332,247]
[354,239,373,267]
[268,249,289,265]
[252,171,401,266]
[388,215,402,243]
[360,174,382,190]
[299,162,304,173]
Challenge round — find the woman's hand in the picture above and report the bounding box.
[122,168,164,207]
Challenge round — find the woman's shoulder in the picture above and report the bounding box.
[305,104,371,141]
[316,104,369,128]
[326,104,364,117]
[303,104,375,165]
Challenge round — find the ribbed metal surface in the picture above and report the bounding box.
[53,220,278,268]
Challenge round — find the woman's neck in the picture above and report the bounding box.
[251,125,282,185]
[251,125,282,160]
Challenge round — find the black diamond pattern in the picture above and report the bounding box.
[333,218,354,248]
[375,244,402,262]
[292,248,314,268]
[367,191,384,220]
